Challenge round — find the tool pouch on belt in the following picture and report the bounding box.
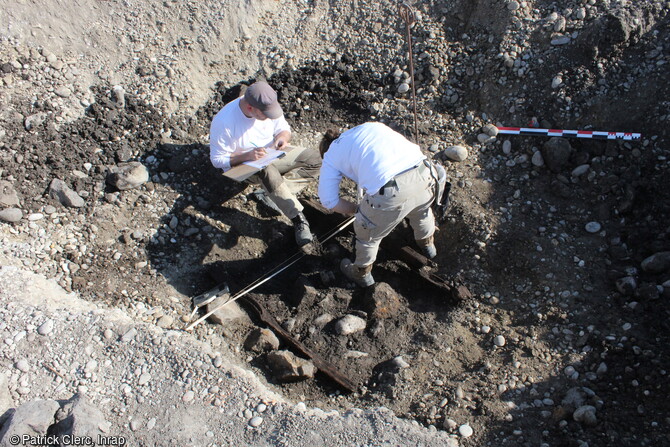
[425,160,451,224]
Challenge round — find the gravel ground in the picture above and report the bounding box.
[1,1,670,446]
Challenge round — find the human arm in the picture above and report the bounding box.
[272,130,291,150]
[330,198,358,216]
[230,147,267,166]
[318,159,358,215]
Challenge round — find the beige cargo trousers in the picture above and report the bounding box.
[248,146,321,219]
[353,161,436,267]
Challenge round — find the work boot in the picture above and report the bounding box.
[291,212,313,247]
[250,189,282,215]
[340,258,375,287]
[416,235,437,259]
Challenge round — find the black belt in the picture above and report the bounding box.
[379,163,424,195]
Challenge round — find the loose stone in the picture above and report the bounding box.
[551,76,563,89]
[397,83,410,94]
[37,319,54,335]
[0,208,23,223]
[585,222,601,233]
[249,416,263,427]
[502,140,512,154]
[459,424,474,437]
[15,359,30,372]
[444,145,468,162]
[551,36,571,45]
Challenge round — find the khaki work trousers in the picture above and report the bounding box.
[354,162,436,267]
[247,145,321,219]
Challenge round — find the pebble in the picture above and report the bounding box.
[482,124,499,137]
[444,418,457,430]
[551,36,571,45]
[571,164,590,177]
[477,134,495,144]
[585,222,601,233]
[55,87,72,98]
[455,386,465,399]
[85,360,98,373]
[146,418,156,430]
[37,319,54,335]
[444,145,468,161]
[493,335,506,347]
[502,140,512,155]
[334,315,366,335]
[555,16,567,32]
[182,390,195,402]
[391,356,410,369]
[397,82,410,94]
[573,405,597,426]
[249,416,263,427]
[138,373,151,385]
[458,424,474,437]
[551,76,563,89]
[15,359,30,372]
[17,387,31,395]
[121,328,137,342]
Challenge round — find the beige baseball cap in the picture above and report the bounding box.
[244,81,284,119]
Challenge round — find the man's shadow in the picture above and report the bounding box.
[143,138,315,299]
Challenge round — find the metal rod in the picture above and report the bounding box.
[184,216,356,331]
[399,2,419,145]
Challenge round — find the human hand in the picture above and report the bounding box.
[333,199,358,216]
[273,137,288,150]
[246,147,267,161]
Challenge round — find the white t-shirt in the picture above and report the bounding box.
[209,97,291,171]
[318,122,426,209]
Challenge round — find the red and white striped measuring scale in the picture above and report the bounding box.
[497,126,641,141]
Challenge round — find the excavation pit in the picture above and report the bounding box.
[2,7,670,442]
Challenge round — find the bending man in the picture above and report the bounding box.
[210,81,321,247]
[318,122,437,287]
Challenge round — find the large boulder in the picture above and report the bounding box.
[0,399,60,444]
[49,179,86,208]
[50,394,110,441]
[266,350,315,382]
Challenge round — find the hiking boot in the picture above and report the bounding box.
[291,212,313,247]
[340,258,375,287]
[416,235,437,259]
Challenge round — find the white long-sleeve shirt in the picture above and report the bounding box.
[209,97,291,171]
[318,122,426,209]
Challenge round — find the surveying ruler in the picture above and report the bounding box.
[497,126,641,141]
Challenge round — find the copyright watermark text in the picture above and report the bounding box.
[8,434,127,446]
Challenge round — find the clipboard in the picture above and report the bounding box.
[243,148,286,169]
[223,147,292,182]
